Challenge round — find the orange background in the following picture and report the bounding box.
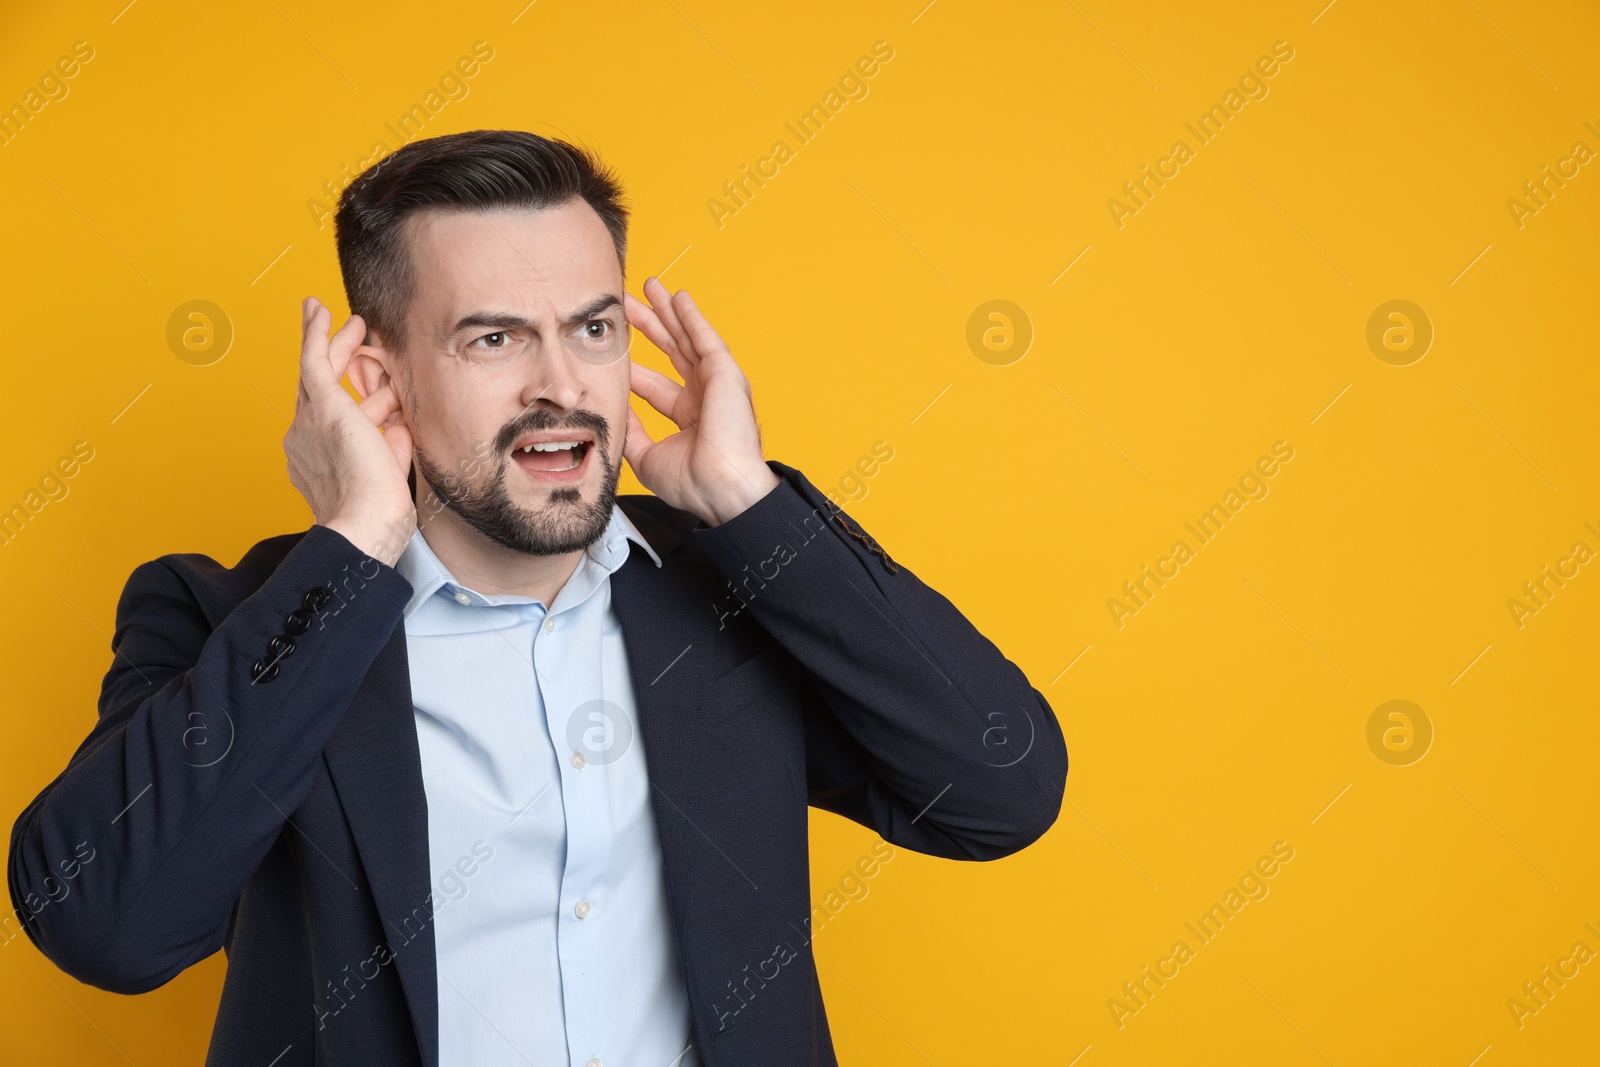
[3,1,1599,1063]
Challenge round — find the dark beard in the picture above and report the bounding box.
[412,408,620,557]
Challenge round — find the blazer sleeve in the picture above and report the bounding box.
[691,460,1067,861]
[6,524,413,993]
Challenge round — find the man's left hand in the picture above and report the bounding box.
[623,277,782,527]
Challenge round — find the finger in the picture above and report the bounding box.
[643,277,698,365]
[622,405,656,473]
[630,361,692,427]
[299,300,335,393]
[649,278,698,363]
[327,314,367,382]
[625,293,696,381]
[383,420,414,481]
[358,382,402,426]
[672,290,735,366]
[296,300,312,410]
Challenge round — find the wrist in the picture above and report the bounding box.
[701,464,782,527]
[323,511,416,568]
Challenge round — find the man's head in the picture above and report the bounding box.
[335,129,632,557]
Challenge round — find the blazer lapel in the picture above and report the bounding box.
[609,500,727,1011]
[323,621,440,1067]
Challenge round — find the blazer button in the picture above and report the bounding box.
[267,634,295,659]
[303,586,332,613]
[251,659,280,683]
[284,609,311,635]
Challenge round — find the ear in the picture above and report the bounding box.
[347,331,397,403]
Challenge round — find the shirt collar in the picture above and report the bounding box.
[395,502,662,620]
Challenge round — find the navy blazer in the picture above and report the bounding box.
[9,459,1066,1066]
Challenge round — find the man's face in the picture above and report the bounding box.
[388,200,630,556]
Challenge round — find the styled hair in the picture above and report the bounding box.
[333,129,629,355]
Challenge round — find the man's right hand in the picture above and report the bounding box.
[285,297,416,568]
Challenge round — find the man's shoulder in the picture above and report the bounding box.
[156,529,309,580]
[128,529,313,618]
[614,461,826,551]
[616,491,704,549]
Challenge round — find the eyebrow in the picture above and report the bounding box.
[449,294,623,337]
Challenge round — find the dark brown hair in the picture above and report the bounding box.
[333,129,629,355]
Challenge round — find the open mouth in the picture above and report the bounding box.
[510,438,592,483]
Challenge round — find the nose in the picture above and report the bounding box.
[518,339,588,416]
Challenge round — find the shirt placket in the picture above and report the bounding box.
[534,566,614,1067]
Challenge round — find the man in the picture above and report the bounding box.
[8,129,1066,1066]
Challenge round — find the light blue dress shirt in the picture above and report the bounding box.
[395,505,701,1067]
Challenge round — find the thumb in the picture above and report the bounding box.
[622,407,655,475]
[384,422,414,478]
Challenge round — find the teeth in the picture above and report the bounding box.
[520,441,584,453]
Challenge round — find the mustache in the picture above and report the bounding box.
[493,408,611,455]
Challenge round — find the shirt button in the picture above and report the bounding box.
[570,751,587,770]
[543,616,556,633]
[575,900,591,919]
[586,1058,601,1067]
[454,591,470,606]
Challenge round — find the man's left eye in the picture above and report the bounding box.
[585,321,609,339]
[480,332,508,348]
